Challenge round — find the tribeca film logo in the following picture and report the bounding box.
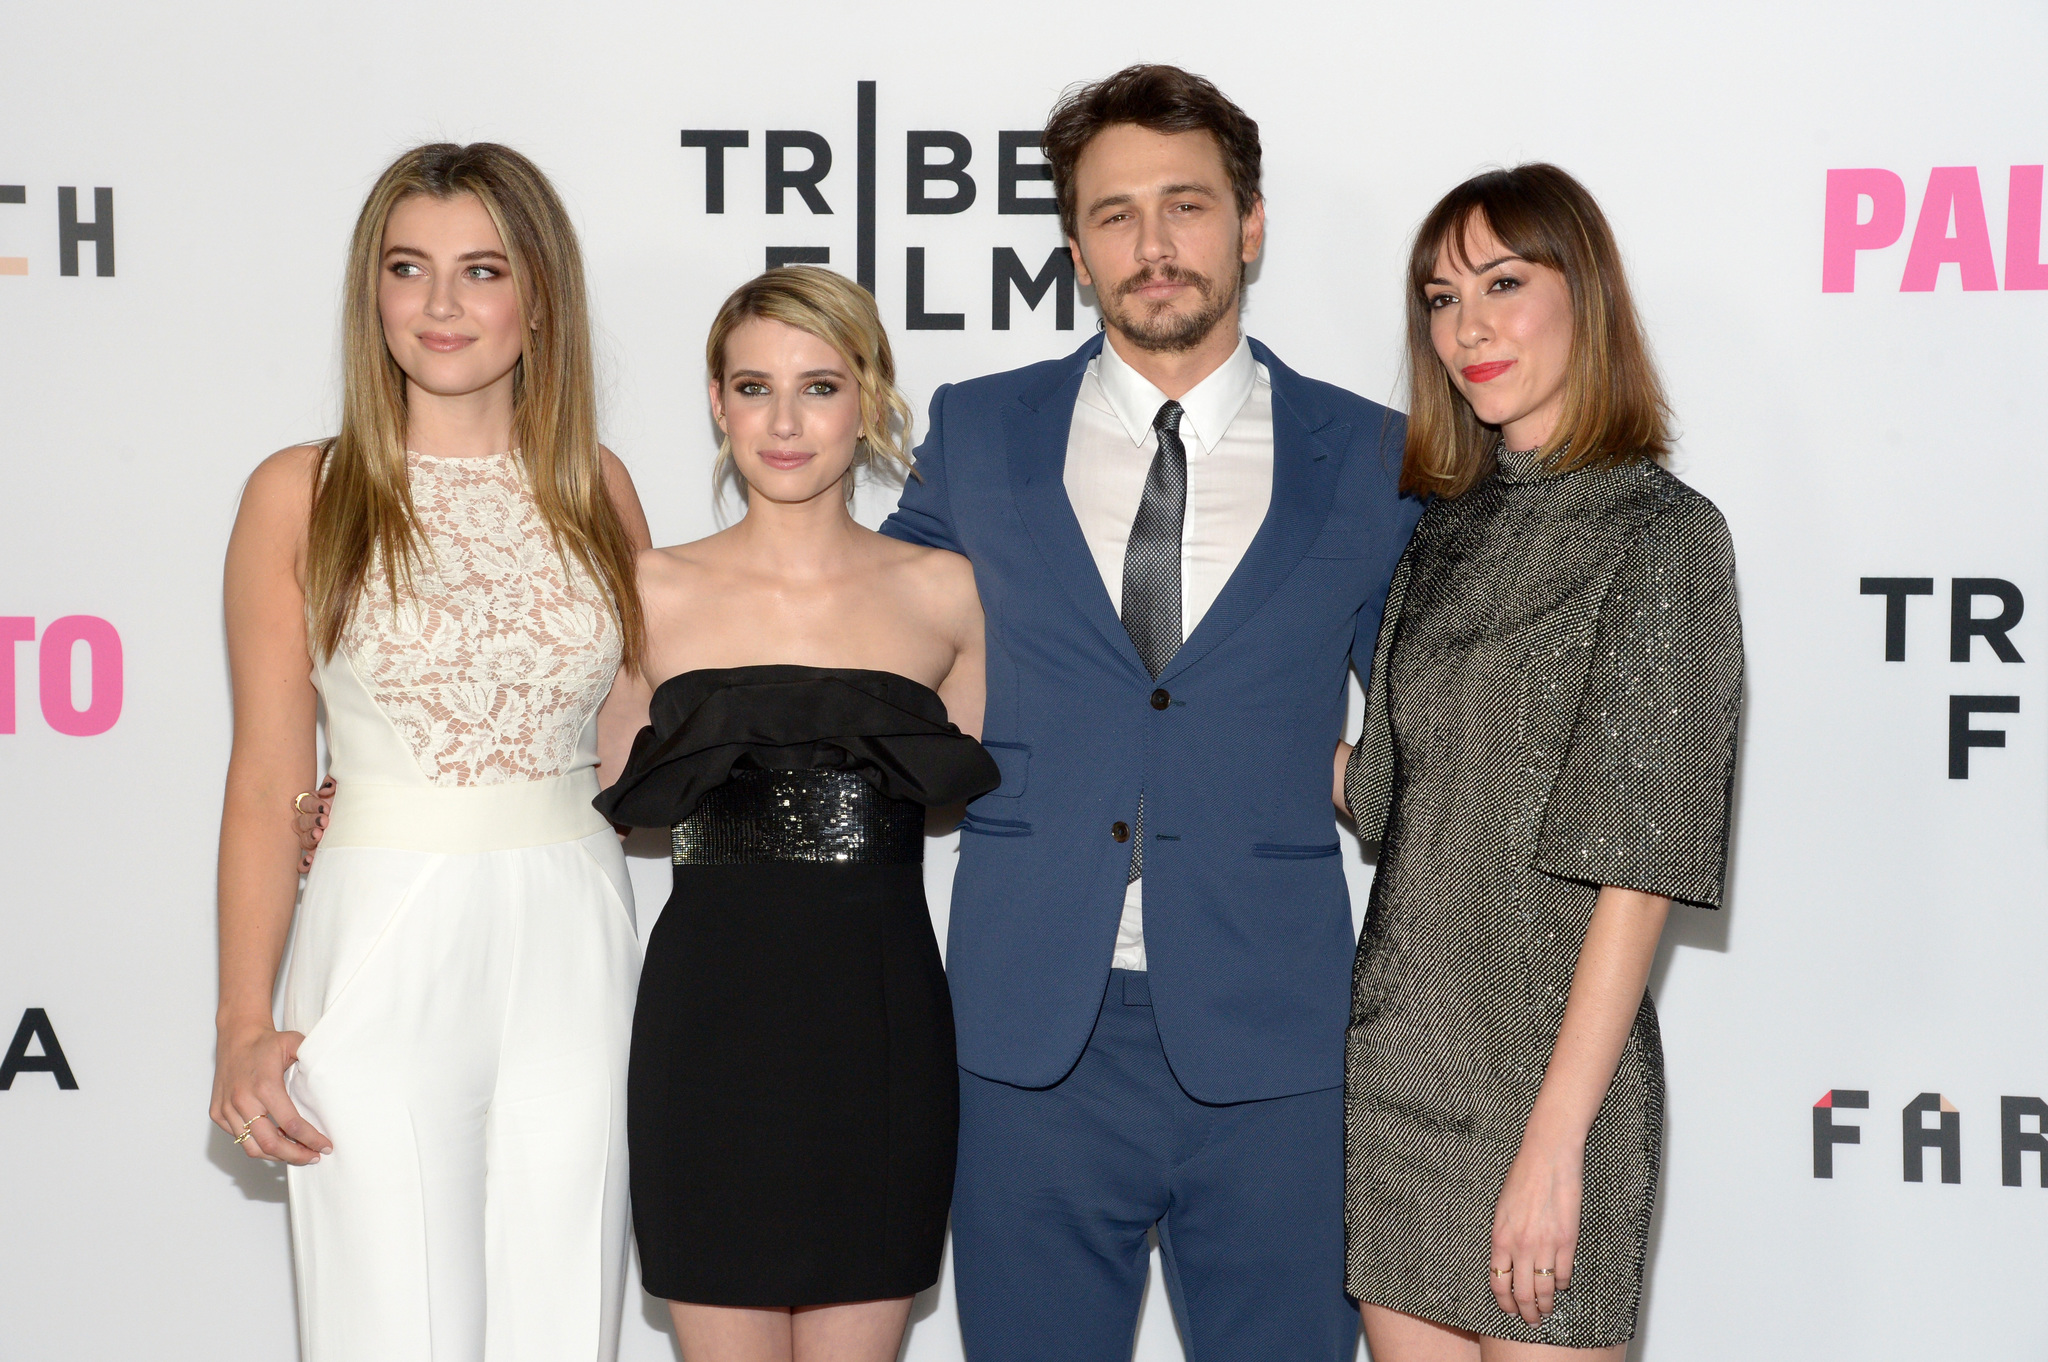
[1823,166,2048,292]
[2,616,123,736]
[1813,1090,2047,1187]
[0,1010,77,1091]
[681,81,1076,333]
[1859,577,2025,778]
[0,185,115,277]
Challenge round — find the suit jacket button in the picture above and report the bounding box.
[1150,688,1170,710]
[1111,821,1130,843]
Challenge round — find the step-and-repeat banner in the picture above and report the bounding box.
[2,2,2042,1358]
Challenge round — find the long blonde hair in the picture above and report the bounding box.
[704,266,915,502]
[306,142,643,666]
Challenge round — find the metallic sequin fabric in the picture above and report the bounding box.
[671,767,925,866]
[1342,447,1743,1347]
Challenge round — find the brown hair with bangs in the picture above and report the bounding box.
[1041,64,1262,242]
[1401,163,1672,499]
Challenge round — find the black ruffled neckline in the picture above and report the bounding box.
[594,664,999,829]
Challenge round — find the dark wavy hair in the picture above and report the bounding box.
[1041,64,1262,241]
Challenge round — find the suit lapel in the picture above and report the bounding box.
[1005,336,1152,679]
[1160,340,1345,684]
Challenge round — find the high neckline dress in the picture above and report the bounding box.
[1342,444,1743,1347]
[596,665,999,1307]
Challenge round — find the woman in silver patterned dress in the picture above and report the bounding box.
[1337,165,1742,1358]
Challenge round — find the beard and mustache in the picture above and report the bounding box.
[1099,259,1242,354]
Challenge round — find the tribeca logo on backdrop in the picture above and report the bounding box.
[1,616,122,736]
[1812,1090,2048,1188]
[1822,165,2048,292]
[1858,577,2027,778]
[0,185,115,277]
[680,81,1076,333]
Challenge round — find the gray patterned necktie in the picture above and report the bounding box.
[1119,399,1187,883]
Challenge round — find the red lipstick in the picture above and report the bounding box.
[1461,360,1514,384]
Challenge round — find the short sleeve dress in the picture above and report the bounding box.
[1342,444,1743,1347]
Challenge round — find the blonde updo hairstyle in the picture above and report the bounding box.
[705,266,916,502]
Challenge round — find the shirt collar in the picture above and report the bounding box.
[1092,331,1258,453]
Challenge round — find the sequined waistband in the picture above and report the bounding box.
[671,767,924,866]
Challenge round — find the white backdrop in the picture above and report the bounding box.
[2,2,2044,1358]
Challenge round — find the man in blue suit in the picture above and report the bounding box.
[881,65,1421,1360]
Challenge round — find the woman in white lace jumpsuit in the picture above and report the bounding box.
[211,144,652,1361]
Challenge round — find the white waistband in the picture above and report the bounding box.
[321,768,610,853]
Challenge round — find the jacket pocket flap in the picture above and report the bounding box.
[980,741,1030,798]
[1251,841,1341,859]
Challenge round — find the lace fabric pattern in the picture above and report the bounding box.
[341,450,621,787]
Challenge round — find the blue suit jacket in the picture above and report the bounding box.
[882,334,1421,1103]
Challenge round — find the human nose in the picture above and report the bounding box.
[1457,301,1492,349]
[770,391,801,439]
[1135,207,1174,267]
[424,270,461,322]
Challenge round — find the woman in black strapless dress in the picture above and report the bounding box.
[597,666,995,1306]
[594,267,993,1361]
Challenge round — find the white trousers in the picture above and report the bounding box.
[280,828,639,1361]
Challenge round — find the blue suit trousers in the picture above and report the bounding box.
[952,971,1358,1361]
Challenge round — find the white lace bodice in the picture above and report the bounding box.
[340,450,621,787]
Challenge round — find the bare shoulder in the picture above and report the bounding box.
[914,541,979,602]
[246,443,322,501]
[878,534,981,624]
[597,443,635,492]
[598,444,653,548]
[636,542,691,596]
[235,444,323,538]
[638,527,740,597]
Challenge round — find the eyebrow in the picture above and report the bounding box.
[1083,191,1134,220]
[1083,182,1221,221]
[1427,254,1525,287]
[727,367,850,381]
[381,244,511,264]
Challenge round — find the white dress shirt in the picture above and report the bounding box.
[1063,332,1274,972]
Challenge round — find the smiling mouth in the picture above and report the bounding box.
[1461,360,1515,383]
